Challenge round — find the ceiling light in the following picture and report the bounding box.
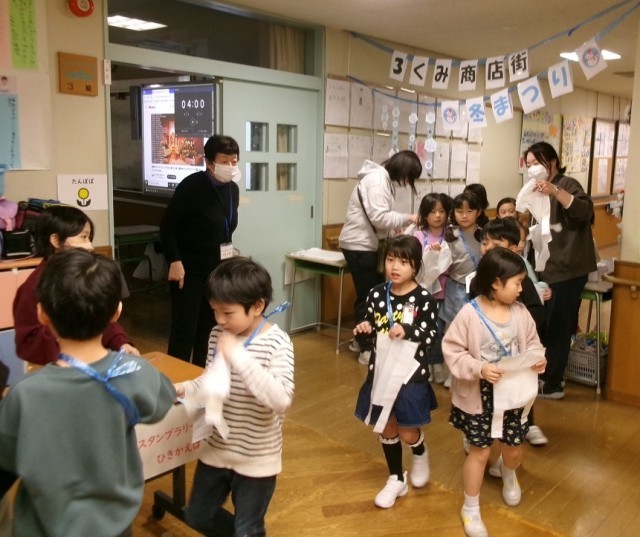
[560,49,621,62]
[108,15,167,31]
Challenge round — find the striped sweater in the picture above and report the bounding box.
[179,324,294,477]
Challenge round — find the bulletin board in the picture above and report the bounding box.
[612,121,629,192]
[0,0,52,171]
[518,111,562,172]
[589,119,616,196]
[561,115,592,174]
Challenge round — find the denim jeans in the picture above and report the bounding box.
[185,461,276,537]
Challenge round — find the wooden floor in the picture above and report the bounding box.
[118,264,639,537]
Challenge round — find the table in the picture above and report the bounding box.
[579,281,613,394]
[114,225,161,282]
[142,351,202,521]
[286,250,351,354]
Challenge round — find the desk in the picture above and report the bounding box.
[286,251,351,354]
[579,281,613,394]
[142,352,202,521]
[114,225,161,283]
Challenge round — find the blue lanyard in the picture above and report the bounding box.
[58,352,141,426]
[385,282,395,328]
[459,229,479,269]
[469,298,511,359]
[211,180,234,241]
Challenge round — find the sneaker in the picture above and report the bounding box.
[488,455,502,478]
[525,425,549,446]
[443,374,452,389]
[502,468,522,506]
[461,508,488,537]
[410,451,430,488]
[348,339,361,353]
[358,350,371,365]
[537,387,565,400]
[374,471,408,508]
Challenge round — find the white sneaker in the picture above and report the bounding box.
[443,374,452,389]
[358,350,371,365]
[502,468,522,506]
[348,339,361,353]
[525,425,548,446]
[410,451,430,488]
[374,471,408,508]
[461,507,488,537]
[488,455,502,478]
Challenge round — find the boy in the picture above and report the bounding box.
[0,249,175,537]
[479,217,548,447]
[174,257,294,537]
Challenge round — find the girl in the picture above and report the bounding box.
[353,235,438,509]
[496,197,517,219]
[442,248,546,537]
[439,192,483,338]
[411,192,453,383]
[463,183,489,227]
[13,205,138,365]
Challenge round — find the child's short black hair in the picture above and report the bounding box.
[37,249,121,340]
[463,183,489,210]
[206,257,273,313]
[35,206,94,258]
[472,247,526,299]
[417,192,453,230]
[385,235,423,274]
[481,217,520,246]
[204,134,240,163]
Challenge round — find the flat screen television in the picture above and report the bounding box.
[141,82,215,197]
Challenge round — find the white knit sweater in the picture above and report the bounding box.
[178,324,294,477]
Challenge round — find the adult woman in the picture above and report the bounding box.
[160,134,240,366]
[339,150,420,364]
[523,142,596,399]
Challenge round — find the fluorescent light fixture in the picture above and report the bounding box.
[108,15,167,31]
[560,49,621,62]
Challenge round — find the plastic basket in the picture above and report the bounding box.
[566,346,607,386]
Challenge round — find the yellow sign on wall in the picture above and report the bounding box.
[58,52,97,96]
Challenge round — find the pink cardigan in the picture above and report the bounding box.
[442,301,544,414]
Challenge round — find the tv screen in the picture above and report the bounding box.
[141,83,215,197]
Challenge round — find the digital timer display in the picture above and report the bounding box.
[174,86,214,136]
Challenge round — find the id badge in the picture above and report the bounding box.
[220,242,234,260]
[402,303,415,325]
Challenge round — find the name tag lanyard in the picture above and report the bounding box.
[469,298,511,359]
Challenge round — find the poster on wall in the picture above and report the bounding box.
[589,119,615,196]
[57,174,108,211]
[561,115,592,174]
[518,111,562,172]
[324,78,350,127]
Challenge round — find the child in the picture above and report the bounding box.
[0,249,175,536]
[480,218,549,449]
[513,218,552,304]
[464,183,489,227]
[353,235,438,508]
[13,205,138,365]
[411,192,453,383]
[174,257,294,536]
[439,192,483,389]
[442,248,546,537]
[496,197,517,219]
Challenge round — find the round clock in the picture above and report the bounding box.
[68,0,94,18]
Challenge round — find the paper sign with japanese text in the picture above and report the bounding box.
[57,174,108,211]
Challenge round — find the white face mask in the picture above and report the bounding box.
[527,164,549,182]
[213,163,241,183]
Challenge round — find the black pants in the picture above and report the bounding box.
[167,271,216,367]
[341,249,384,350]
[542,275,588,392]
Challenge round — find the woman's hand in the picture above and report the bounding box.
[480,363,502,384]
[168,261,185,289]
[120,343,140,356]
[533,180,556,196]
[531,358,547,375]
[540,287,552,301]
[388,324,405,339]
[353,321,373,335]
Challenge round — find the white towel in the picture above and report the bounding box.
[515,179,552,272]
